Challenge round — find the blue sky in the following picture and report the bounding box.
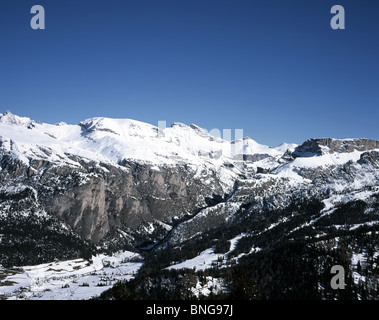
[1,0,378,146]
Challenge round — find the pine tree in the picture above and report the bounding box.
[357,260,361,273]
[229,267,259,300]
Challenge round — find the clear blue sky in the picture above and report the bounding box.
[1,0,378,146]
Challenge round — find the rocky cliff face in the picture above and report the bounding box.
[0,154,225,246]
[293,138,379,157]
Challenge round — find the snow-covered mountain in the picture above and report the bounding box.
[0,111,290,245]
[0,110,294,188]
[1,111,379,300]
[0,110,280,165]
[1,110,379,245]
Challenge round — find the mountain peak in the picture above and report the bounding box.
[79,116,159,139]
[0,110,33,128]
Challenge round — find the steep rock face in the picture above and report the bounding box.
[0,151,225,245]
[323,138,379,153]
[0,184,95,267]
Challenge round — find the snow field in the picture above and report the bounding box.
[0,251,143,300]
[167,233,247,272]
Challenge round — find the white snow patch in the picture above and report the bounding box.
[0,251,143,300]
[167,233,247,271]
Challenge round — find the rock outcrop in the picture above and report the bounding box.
[293,138,379,157]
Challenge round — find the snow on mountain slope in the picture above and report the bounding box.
[0,111,296,194]
[273,143,379,183]
[0,112,247,167]
[272,150,363,180]
[0,111,294,166]
[2,111,379,194]
[232,137,282,157]
[273,142,298,153]
[166,233,246,271]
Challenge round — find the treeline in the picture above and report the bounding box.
[100,196,379,300]
[100,228,379,300]
[0,208,95,268]
[99,266,259,300]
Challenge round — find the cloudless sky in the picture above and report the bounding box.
[0,0,378,146]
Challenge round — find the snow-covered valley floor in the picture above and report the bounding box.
[0,251,143,300]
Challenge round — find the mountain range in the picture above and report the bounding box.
[0,110,378,300]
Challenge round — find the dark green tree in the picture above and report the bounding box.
[229,267,259,300]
